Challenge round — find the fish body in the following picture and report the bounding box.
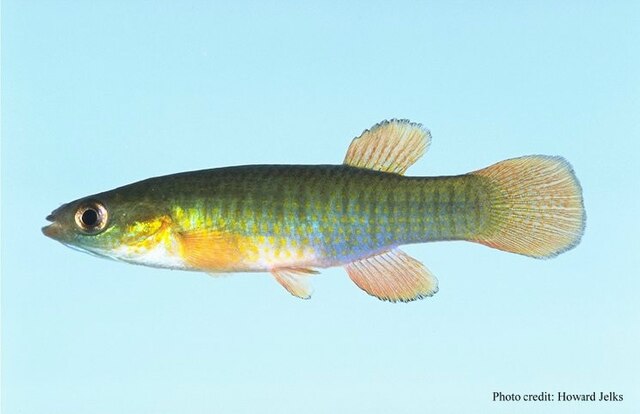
[43,120,585,302]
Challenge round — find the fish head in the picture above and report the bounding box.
[42,192,169,260]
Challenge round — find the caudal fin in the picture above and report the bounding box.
[470,156,585,258]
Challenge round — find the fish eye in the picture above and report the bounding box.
[74,201,108,233]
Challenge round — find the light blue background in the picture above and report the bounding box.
[2,1,638,413]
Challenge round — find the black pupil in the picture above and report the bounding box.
[81,208,99,227]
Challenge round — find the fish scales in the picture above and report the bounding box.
[133,165,493,266]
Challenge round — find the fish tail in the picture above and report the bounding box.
[470,156,585,258]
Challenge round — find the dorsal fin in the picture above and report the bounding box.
[343,119,431,175]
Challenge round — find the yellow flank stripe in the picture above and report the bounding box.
[168,205,320,270]
[121,216,174,255]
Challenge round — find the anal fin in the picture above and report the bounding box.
[345,249,438,302]
[271,267,318,299]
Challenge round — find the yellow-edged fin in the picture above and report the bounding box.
[177,229,244,271]
[470,155,585,258]
[343,119,431,174]
[271,267,318,299]
[344,249,438,302]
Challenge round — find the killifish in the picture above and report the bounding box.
[43,120,585,302]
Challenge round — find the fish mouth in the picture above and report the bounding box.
[43,209,63,239]
[42,221,62,239]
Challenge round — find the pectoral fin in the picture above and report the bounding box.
[271,267,318,299]
[177,230,242,271]
[344,249,438,302]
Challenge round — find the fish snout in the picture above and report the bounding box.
[43,208,65,239]
[42,221,63,239]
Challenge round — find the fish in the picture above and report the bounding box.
[42,120,585,302]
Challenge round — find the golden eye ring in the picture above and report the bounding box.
[74,201,108,233]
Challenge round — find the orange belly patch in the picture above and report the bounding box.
[177,230,319,272]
